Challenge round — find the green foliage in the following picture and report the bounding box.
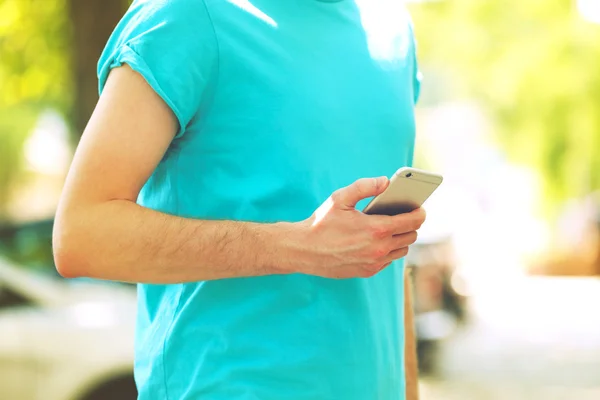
[0,220,56,273]
[0,0,71,214]
[410,0,600,212]
[0,0,72,112]
[0,106,38,214]
[1,0,599,218]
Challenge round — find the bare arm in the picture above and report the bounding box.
[53,65,425,283]
[53,66,289,283]
[404,268,420,400]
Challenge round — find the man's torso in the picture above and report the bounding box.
[110,0,420,398]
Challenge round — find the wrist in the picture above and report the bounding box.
[256,221,307,275]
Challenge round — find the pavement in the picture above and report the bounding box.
[418,276,600,400]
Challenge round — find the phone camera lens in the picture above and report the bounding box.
[406,172,412,178]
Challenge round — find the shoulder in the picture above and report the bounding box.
[98,0,220,135]
[107,0,218,56]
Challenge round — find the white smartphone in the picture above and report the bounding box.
[362,167,443,216]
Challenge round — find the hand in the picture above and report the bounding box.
[291,177,426,279]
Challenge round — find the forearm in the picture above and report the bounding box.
[404,268,419,400]
[53,199,295,283]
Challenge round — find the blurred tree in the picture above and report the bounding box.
[0,0,70,215]
[410,0,600,214]
[68,0,128,136]
[0,0,127,215]
[0,1,71,114]
[0,107,38,215]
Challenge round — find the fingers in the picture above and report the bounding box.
[359,215,421,277]
[363,207,426,237]
[372,233,415,267]
[365,261,393,277]
[359,232,415,275]
[386,246,410,262]
[388,231,418,250]
[331,177,389,210]
[388,207,426,235]
[339,243,412,279]
[361,247,410,277]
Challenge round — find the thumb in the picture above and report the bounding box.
[333,177,389,209]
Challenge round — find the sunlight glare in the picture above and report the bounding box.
[229,0,278,28]
[24,110,71,175]
[313,197,334,226]
[578,0,600,24]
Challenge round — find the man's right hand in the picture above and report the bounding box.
[286,177,426,279]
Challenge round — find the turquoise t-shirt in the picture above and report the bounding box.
[98,0,421,399]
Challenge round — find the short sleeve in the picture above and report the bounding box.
[97,0,218,138]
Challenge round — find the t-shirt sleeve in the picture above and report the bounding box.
[97,0,218,138]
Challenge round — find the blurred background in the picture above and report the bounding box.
[1,0,599,399]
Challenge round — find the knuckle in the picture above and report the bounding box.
[330,190,343,205]
[360,264,381,277]
[363,261,379,272]
[370,224,390,239]
[372,246,389,260]
[360,269,375,278]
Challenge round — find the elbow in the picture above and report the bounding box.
[52,218,88,279]
[53,249,82,279]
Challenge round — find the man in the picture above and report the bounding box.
[53,0,425,399]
